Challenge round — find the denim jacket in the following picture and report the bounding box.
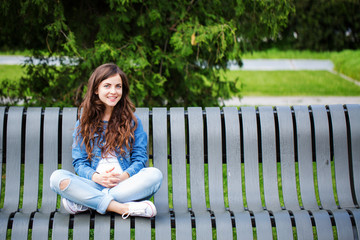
[72,115,148,180]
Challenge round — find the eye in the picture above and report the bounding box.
[116,84,122,89]
[103,84,110,88]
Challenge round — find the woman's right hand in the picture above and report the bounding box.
[92,167,121,188]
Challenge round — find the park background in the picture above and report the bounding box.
[0,0,359,108]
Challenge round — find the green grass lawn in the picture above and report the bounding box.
[242,48,360,82]
[0,65,25,82]
[226,70,360,96]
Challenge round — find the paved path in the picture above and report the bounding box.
[228,59,334,71]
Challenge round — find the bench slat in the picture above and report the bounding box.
[134,108,151,240]
[312,211,334,240]
[241,107,273,239]
[52,108,78,239]
[258,106,296,239]
[94,214,111,240]
[241,106,263,212]
[114,215,130,240]
[223,107,244,211]
[277,106,301,210]
[61,107,78,172]
[205,107,233,240]
[0,107,5,199]
[73,214,91,240]
[329,105,355,208]
[41,107,61,212]
[188,107,212,240]
[170,107,192,239]
[333,210,354,240]
[223,107,253,239]
[11,108,42,239]
[0,107,24,239]
[152,108,171,240]
[311,105,337,209]
[258,106,281,211]
[3,107,23,212]
[293,106,318,210]
[346,104,360,204]
[277,106,318,238]
[32,107,61,239]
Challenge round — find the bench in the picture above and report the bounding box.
[0,105,359,239]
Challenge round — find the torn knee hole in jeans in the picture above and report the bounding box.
[59,178,71,191]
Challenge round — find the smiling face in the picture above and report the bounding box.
[96,74,123,114]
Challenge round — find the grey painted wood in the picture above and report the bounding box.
[0,107,24,239]
[293,106,318,210]
[254,212,273,240]
[134,108,151,239]
[328,105,355,208]
[61,107,78,172]
[258,106,281,211]
[223,107,244,211]
[10,213,30,240]
[73,214,90,240]
[62,108,92,240]
[188,107,212,240]
[32,107,60,239]
[292,211,313,240]
[135,218,152,240]
[94,214,111,240]
[273,211,294,240]
[41,107,60,212]
[170,107,192,239]
[114,215,130,240]
[346,104,360,204]
[348,209,360,240]
[52,213,70,240]
[0,107,5,198]
[223,107,253,240]
[32,213,52,240]
[205,107,233,240]
[277,106,316,239]
[332,210,354,240]
[152,108,171,240]
[241,106,263,212]
[276,106,300,210]
[136,108,150,162]
[11,107,42,239]
[311,105,337,210]
[53,108,78,239]
[312,211,334,240]
[258,106,296,239]
[2,107,23,212]
[241,107,273,239]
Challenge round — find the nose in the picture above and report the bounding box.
[110,86,116,93]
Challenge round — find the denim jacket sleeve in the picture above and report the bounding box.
[124,116,148,177]
[72,120,96,180]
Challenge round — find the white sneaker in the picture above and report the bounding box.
[122,200,157,219]
[62,198,89,214]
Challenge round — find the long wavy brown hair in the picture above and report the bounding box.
[77,63,137,159]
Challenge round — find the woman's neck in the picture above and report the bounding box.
[103,107,113,121]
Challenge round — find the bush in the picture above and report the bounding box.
[0,0,293,107]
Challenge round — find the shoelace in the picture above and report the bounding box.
[122,209,146,219]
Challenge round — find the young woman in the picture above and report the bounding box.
[50,63,162,219]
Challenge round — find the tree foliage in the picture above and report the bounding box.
[265,0,360,51]
[1,0,293,107]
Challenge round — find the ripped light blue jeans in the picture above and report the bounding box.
[50,167,162,214]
